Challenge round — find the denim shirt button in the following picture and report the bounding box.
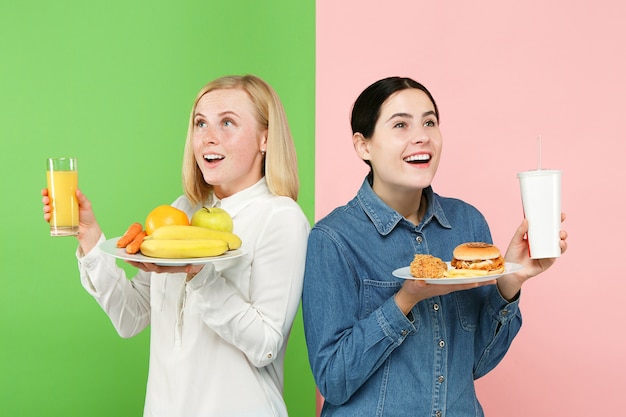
[437,375,445,383]
[501,310,509,316]
[401,329,408,337]
[439,340,445,348]
[433,303,440,311]
[435,411,442,417]
[416,236,423,243]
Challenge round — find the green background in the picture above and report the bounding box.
[0,1,316,415]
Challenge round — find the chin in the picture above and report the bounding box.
[200,171,222,186]
[410,172,436,190]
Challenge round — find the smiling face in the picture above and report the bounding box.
[353,88,442,203]
[192,88,267,199]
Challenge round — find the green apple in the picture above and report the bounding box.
[190,207,234,233]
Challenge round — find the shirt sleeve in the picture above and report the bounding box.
[452,206,523,378]
[302,227,414,405]
[77,234,151,338]
[187,205,309,368]
[472,286,522,379]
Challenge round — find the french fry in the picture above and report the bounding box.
[443,269,489,278]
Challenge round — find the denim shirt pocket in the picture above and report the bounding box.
[453,290,482,332]
[363,279,403,317]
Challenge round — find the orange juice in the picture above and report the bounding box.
[46,158,79,236]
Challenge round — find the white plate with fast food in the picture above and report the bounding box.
[392,262,523,284]
[100,237,244,266]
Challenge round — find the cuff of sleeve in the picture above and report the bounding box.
[76,234,107,267]
[376,296,417,344]
[490,286,521,323]
[186,263,218,290]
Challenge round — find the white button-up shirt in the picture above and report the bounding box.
[78,179,310,416]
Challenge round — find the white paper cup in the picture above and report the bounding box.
[517,169,561,259]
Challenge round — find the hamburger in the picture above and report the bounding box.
[446,242,505,278]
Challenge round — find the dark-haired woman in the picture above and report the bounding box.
[302,76,567,416]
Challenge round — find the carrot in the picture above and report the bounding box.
[116,222,143,248]
[125,230,147,254]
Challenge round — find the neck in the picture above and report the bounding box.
[374,185,427,226]
[407,193,427,226]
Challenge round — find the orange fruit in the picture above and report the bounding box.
[145,205,189,235]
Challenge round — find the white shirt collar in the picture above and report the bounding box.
[209,177,270,218]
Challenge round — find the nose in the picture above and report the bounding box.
[412,130,430,144]
[200,126,218,145]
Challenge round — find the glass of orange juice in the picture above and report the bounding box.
[46,157,79,236]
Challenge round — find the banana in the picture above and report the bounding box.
[197,229,242,250]
[150,225,242,250]
[140,239,229,258]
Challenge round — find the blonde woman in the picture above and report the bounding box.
[42,75,310,416]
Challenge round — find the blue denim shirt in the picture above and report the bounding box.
[302,178,522,417]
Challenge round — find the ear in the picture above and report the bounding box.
[260,129,268,152]
[353,132,370,161]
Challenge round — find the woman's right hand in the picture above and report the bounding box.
[41,188,103,254]
[394,278,496,316]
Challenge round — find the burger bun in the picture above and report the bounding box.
[447,242,505,277]
[453,242,502,261]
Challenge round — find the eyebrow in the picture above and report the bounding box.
[385,110,436,123]
[386,112,412,122]
[194,110,238,118]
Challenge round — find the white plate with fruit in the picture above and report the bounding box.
[100,237,244,266]
[100,205,244,266]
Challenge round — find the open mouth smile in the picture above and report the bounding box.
[203,153,225,163]
[404,154,431,164]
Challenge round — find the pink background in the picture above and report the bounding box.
[316,1,626,415]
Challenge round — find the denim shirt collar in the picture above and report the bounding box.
[356,177,452,236]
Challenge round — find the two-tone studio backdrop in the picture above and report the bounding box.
[2,1,625,416]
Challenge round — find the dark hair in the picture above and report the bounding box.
[350,76,439,138]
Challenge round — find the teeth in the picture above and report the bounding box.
[204,154,224,161]
[404,154,430,162]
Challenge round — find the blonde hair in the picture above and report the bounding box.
[182,75,300,206]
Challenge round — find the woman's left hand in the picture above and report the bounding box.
[126,261,205,277]
[497,213,568,300]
